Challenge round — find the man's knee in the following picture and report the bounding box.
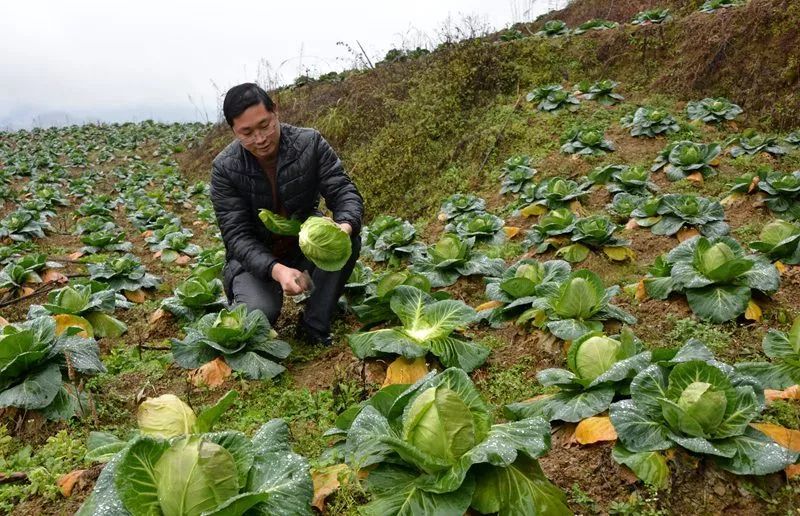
[238,299,280,325]
[231,273,282,325]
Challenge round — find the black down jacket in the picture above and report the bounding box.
[210,123,364,298]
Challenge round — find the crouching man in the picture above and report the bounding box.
[210,83,363,346]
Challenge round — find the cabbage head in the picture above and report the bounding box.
[409,233,504,288]
[749,219,800,264]
[623,106,681,139]
[505,329,650,423]
[521,269,636,340]
[0,316,105,419]
[299,217,352,271]
[643,236,779,322]
[610,346,798,478]
[524,208,577,253]
[686,97,743,123]
[160,276,226,322]
[154,437,239,516]
[171,305,291,380]
[331,368,570,515]
[79,418,313,516]
[350,270,438,326]
[402,386,477,466]
[138,394,197,439]
[478,258,571,327]
[349,285,487,372]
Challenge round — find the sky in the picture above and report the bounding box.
[0,0,566,129]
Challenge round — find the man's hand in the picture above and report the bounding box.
[337,222,352,235]
[322,216,352,236]
[271,263,311,295]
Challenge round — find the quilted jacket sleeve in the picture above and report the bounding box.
[210,161,278,281]
[315,132,364,235]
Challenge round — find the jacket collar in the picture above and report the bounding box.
[236,123,300,176]
[276,123,300,172]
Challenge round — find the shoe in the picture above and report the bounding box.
[295,313,333,346]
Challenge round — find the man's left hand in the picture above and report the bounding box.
[322,216,352,235]
[337,222,352,235]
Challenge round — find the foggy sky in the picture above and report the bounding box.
[0,0,564,129]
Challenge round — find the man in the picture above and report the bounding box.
[210,83,363,346]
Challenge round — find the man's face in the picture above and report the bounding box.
[231,102,281,160]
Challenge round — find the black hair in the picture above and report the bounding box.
[222,83,275,127]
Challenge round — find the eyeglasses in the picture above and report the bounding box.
[237,116,278,144]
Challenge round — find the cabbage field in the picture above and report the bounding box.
[2,3,800,515]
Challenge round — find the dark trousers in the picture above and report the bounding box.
[230,235,361,334]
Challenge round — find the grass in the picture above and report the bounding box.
[569,483,600,514]
[474,358,549,419]
[480,240,526,260]
[664,316,733,350]
[761,400,800,430]
[607,488,668,516]
[0,428,88,513]
[733,219,767,242]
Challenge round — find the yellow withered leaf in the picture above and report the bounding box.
[786,464,800,479]
[602,246,634,262]
[520,204,547,218]
[476,300,503,312]
[677,227,700,242]
[124,289,146,303]
[312,464,350,512]
[751,423,800,452]
[522,393,555,404]
[719,193,742,207]
[765,385,800,404]
[383,356,428,387]
[0,316,8,327]
[686,172,705,183]
[311,464,366,511]
[503,226,521,239]
[748,175,761,193]
[189,357,232,388]
[635,280,647,301]
[574,416,618,445]
[775,261,787,274]
[744,299,762,322]
[568,200,585,215]
[148,308,170,324]
[41,269,69,284]
[53,314,94,338]
[58,469,87,497]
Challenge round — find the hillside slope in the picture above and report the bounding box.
[188,0,800,224]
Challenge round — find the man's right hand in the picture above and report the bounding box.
[271,263,310,295]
